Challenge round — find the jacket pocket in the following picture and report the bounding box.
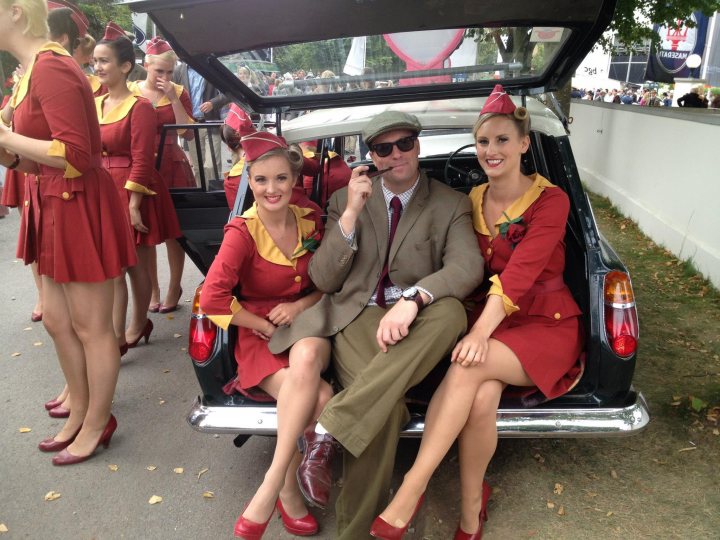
[41,177,84,202]
[527,291,582,321]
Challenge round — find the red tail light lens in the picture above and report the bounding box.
[188,285,217,364]
[603,271,639,358]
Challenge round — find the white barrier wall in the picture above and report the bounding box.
[569,101,720,289]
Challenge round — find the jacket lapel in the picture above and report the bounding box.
[389,172,429,263]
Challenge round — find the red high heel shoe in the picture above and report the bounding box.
[370,494,425,540]
[48,405,70,418]
[51,414,117,466]
[38,425,82,452]
[276,499,318,536]
[159,287,183,313]
[233,502,274,540]
[44,396,64,411]
[453,481,492,540]
[31,311,43,322]
[148,302,161,313]
[126,319,153,349]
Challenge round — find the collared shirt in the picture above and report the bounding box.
[339,174,434,306]
[187,67,206,119]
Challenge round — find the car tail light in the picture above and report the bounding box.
[603,271,639,357]
[188,284,217,364]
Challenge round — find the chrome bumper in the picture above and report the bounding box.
[187,392,650,438]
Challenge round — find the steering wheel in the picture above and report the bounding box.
[444,143,485,189]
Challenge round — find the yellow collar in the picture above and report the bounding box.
[96,94,138,124]
[302,149,339,159]
[11,42,70,110]
[240,203,316,267]
[228,159,245,177]
[87,74,102,93]
[470,173,556,236]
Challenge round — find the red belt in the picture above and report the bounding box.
[101,155,131,168]
[527,275,566,295]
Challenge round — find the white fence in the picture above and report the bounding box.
[569,100,720,289]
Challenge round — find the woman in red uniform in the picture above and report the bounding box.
[200,132,332,539]
[94,23,182,352]
[221,103,254,208]
[0,0,136,465]
[132,37,192,313]
[372,85,584,540]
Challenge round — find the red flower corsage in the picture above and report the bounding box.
[293,229,322,257]
[498,213,526,249]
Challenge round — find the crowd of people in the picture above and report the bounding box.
[2,1,588,539]
[573,85,720,108]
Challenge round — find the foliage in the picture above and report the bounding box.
[605,0,720,50]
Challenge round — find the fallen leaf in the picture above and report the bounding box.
[690,396,708,412]
[610,469,618,479]
[33,342,43,347]
[174,468,184,474]
[23,327,32,331]
[712,429,719,436]
[202,491,215,498]
[554,483,564,495]
[0,523,8,533]
[173,333,182,338]
[108,464,119,472]
[557,506,565,516]
[197,467,209,479]
[166,315,174,320]
[620,224,626,230]
[148,495,163,505]
[146,465,157,471]
[11,353,21,357]
[547,501,555,509]
[19,427,32,433]
[180,347,187,352]
[533,453,545,464]
[607,511,614,517]
[163,369,171,373]
[159,400,166,405]
[44,491,61,501]
[678,447,697,452]
[670,401,682,406]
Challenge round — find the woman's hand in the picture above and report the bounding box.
[253,321,276,341]
[267,301,303,327]
[129,205,149,234]
[155,78,178,103]
[451,328,490,367]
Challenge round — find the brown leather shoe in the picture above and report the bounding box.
[296,427,338,509]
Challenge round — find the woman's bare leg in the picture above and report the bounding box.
[31,262,43,316]
[112,275,128,348]
[126,246,152,341]
[379,339,532,527]
[163,239,185,308]
[62,279,120,457]
[457,380,503,534]
[241,337,332,523]
[41,277,88,442]
[147,245,160,309]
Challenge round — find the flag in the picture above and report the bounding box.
[343,36,366,76]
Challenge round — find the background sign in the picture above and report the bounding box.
[644,13,709,83]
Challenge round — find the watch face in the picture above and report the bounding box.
[403,286,418,298]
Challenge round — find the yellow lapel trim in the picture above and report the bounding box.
[96,94,138,124]
[240,203,316,267]
[470,174,556,236]
[11,42,70,109]
[87,74,102,94]
[302,150,338,159]
[228,159,245,177]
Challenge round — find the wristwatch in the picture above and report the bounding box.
[401,286,424,310]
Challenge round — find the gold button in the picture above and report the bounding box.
[486,248,492,255]
[294,276,302,283]
[62,192,70,200]
[102,151,108,156]
[554,312,561,320]
[24,200,29,206]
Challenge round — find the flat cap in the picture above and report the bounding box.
[362,111,422,145]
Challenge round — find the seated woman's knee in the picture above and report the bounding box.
[468,382,502,424]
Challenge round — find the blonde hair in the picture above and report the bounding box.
[473,109,531,138]
[76,33,95,58]
[146,50,178,68]
[247,147,304,177]
[2,0,48,38]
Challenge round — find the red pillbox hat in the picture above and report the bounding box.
[48,0,89,36]
[480,84,516,115]
[103,21,126,42]
[240,132,288,162]
[146,37,172,55]
[225,104,254,137]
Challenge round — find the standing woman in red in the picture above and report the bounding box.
[200,132,332,539]
[372,86,584,539]
[0,0,136,465]
[131,37,193,313]
[94,23,182,352]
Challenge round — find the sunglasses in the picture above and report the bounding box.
[370,135,417,158]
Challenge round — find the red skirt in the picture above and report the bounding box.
[17,164,137,283]
[1,169,24,208]
[105,162,182,246]
[158,140,196,189]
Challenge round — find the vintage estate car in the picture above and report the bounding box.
[127,0,649,446]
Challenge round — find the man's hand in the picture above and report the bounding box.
[199,101,214,114]
[376,298,418,353]
[339,166,373,234]
[267,301,303,327]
